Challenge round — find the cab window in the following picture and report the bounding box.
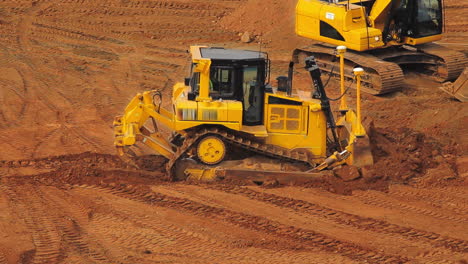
[210,67,234,97]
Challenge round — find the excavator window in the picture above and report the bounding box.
[413,0,442,37]
[392,0,442,39]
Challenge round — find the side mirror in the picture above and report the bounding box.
[184,77,191,86]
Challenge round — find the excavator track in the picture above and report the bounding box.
[165,127,312,179]
[374,43,467,83]
[293,44,405,95]
[293,43,468,96]
[416,43,468,82]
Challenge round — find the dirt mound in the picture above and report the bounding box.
[366,127,440,181]
[1,152,168,187]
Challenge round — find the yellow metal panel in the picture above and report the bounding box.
[405,35,442,46]
[266,105,303,134]
[239,125,268,137]
[343,6,366,32]
[174,121,240,131]
[319,4,346,32]
[193,59,212,102]
[175,100,198,121]
[197,101,228,121]
[296,0,385,51]
[227,101,243,122]
[172,82,187,100]
[296,0,322,38]
[306,110,327,157]
[302,107,308,134]
[190,45,207,60]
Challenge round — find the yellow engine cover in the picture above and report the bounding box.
[296,0,384,51]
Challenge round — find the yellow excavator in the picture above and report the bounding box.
[114,46,373,182]
[295,0,467,95]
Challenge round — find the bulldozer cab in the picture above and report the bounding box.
[188,47,268,126]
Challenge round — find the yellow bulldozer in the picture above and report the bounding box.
[114,46,373,183]
[295,0,467,95]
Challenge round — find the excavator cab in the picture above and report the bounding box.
[388,0,442,42]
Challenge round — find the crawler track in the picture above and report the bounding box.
[165,127,312,178]
[293,43,467,95]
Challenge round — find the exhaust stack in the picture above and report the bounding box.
[287,61,294,96]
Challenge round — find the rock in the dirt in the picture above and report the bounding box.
[334,165,361,181]
[240,32,252,43]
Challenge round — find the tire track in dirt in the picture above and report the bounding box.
[388,186,468,216]
[17,1,53,51]
[428,186,468,200]
[71,187,355,264]
[31,23,123,45]
[31,127,62,158]
[390,185,468,207]
[89,207,286,262]
[66,126,102,152]
[72,183,408,263]
[155,184,467,262]
[35,187,113,263]
[353,190,468,224]
[200,184,468,253]
[3,181,114,263]
[0,253,7,264]
[2,185,63,264]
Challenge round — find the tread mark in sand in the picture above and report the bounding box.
[354,191,468,224]
[204,185,468,253]
[73,183,408,264]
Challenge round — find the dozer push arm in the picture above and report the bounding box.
[114,90,177,160]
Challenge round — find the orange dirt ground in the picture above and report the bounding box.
[0,0,467,263]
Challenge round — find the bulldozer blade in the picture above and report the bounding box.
[441,67,468,102]
[351,135,374,168]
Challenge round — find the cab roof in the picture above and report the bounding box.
[192,46,266,61]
